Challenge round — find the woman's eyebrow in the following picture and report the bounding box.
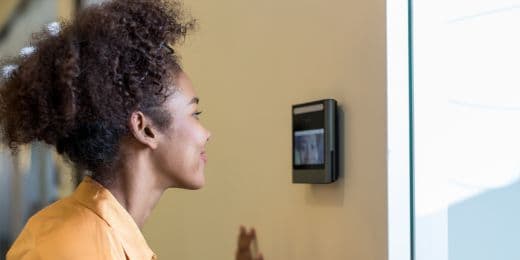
[188,97,199,105]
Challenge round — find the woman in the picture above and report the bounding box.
[1,0,262,259]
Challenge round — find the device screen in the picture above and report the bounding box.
[293,104,325,169]
[294,129,324,165]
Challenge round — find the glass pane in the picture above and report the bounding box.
[412,1,520,260]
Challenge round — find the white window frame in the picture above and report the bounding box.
[387,0,413,259]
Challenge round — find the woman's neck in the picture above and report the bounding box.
[98,157,166,229]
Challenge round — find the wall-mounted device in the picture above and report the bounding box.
[292,99,339,184]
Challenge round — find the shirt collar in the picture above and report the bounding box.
[72,176,157,260]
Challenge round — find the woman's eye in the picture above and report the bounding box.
[193,111,203,120]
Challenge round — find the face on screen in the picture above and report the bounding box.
[294,130,324,165]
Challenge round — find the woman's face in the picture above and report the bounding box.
[153,72,211,189]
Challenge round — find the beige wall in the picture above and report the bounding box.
[0,0,74,28]
[57,0,75,20]
[0,0,20,29]
[143,0,388,259]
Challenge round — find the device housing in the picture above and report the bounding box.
[292,99,339,184]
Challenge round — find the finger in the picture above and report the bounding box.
[238,239,250,250]
[256,252,264,260]
[237,227,252,250]
[236,250,251,258]
[238,225,248,240]
[243,226,255,240]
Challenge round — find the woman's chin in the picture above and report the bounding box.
[179,174,206,190]
[185,183,205,190]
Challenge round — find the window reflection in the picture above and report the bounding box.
[413,1,520,259]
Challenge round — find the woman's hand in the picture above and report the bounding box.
[236,226,264,260]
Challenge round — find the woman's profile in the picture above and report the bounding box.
[1,0,262,259]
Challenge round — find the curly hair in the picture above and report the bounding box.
[0,0,196,180]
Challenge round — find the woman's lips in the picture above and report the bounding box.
[200,152,207,163]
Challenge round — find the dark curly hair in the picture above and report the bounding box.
[0,0,196,181]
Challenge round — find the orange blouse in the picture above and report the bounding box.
[6,177,157,260]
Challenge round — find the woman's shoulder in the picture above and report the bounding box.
[32,196,92,218]
[7,197,125,260]
[25,196,102,231]
[28,196,117,241]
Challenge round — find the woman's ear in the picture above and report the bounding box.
[128,111,159,149]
